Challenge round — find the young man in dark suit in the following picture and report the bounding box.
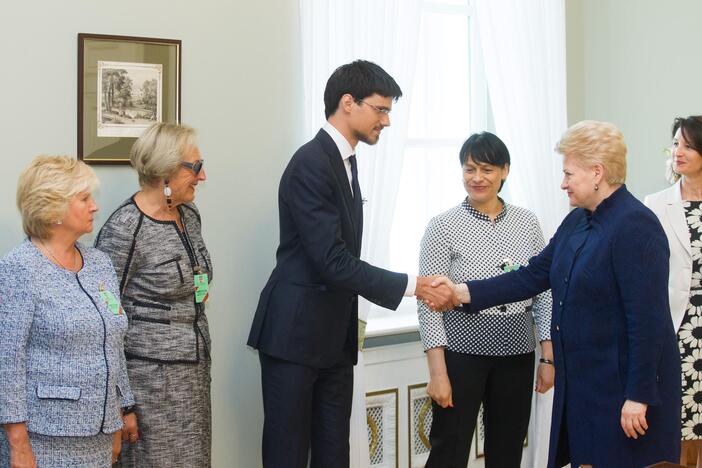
[248,60,456,468]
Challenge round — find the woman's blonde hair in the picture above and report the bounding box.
[555,120,627,185]
[130,122,197,187]
[17,155,98,239]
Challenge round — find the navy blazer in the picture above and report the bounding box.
[248,129,407,368]
[465,186,680,467]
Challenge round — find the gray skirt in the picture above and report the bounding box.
[119,353,211,468]
[0,431,113,468]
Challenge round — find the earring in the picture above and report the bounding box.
[594,184,599,191]
[56,219,63,225]
[164,179,173,209]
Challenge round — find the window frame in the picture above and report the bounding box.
[366,0,492,337]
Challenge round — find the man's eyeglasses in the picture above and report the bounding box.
[356,100,391,115]
[181,159,204,175]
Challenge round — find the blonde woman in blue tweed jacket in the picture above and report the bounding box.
[0,156,135,468]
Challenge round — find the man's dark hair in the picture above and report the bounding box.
[324,60,402,119]
[673,116,702,154]
[459,132,511,192]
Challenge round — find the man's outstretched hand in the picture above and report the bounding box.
[416,275,464,311]
[418,276,471,311]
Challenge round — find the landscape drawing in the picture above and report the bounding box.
[97,61,162,137]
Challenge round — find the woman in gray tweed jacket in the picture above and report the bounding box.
[0,156,135,467]
[95,123,213,467]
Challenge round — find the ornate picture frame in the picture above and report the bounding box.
[77,33,181,164]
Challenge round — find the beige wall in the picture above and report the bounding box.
[1,2,303,466]
[566,0,702,198]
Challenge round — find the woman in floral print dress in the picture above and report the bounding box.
[645,115,702,467]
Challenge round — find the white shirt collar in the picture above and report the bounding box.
[322,122,355,161]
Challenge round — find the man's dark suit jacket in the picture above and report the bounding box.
[248,129,407,368]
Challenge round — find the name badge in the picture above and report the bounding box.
[498,257,528,273]
[194,273,209,303]
[98,285,122,315]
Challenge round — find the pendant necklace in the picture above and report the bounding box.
[39,239,77,272]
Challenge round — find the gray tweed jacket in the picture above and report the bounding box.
[95,197,213,363]
[0,240,134,436]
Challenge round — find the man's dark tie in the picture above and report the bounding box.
[349,155,359,198]
[349,155,363,224]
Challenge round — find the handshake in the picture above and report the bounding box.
[415,276,471,312]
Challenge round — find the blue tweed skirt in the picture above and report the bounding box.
[0,431,113,467]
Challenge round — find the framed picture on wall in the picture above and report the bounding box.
[78,33,181,164]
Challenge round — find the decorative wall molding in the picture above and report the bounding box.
[366,388,399,468]
[407,383,431,468]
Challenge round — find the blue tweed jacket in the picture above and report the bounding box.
[0,240,134,436]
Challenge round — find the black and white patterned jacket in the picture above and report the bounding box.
[418,199,551,355]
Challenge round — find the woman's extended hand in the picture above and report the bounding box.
[427,373,453,408]
[430,276,471,306]
[620,400,648,438]
[535,362,555,393]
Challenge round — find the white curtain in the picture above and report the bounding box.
[299,1,423,466]
[474,1,569,466]
[475,0,568,240]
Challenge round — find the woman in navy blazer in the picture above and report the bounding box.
[645,115,702,467]
[432,121,681,467]
[0,157,135,467]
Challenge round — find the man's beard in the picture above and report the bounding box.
[354,128,380,146]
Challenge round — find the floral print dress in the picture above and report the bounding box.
[680,201,702,439]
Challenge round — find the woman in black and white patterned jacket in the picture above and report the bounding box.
[419,132,553,468]
[95,123,213,467]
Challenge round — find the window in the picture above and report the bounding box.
[366,0,492,335]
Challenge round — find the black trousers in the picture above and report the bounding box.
[425,350,535,468]
[259,352,353,468]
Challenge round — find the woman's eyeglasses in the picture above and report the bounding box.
[180,159,204,175]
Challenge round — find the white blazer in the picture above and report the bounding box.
[644,179,691,332]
